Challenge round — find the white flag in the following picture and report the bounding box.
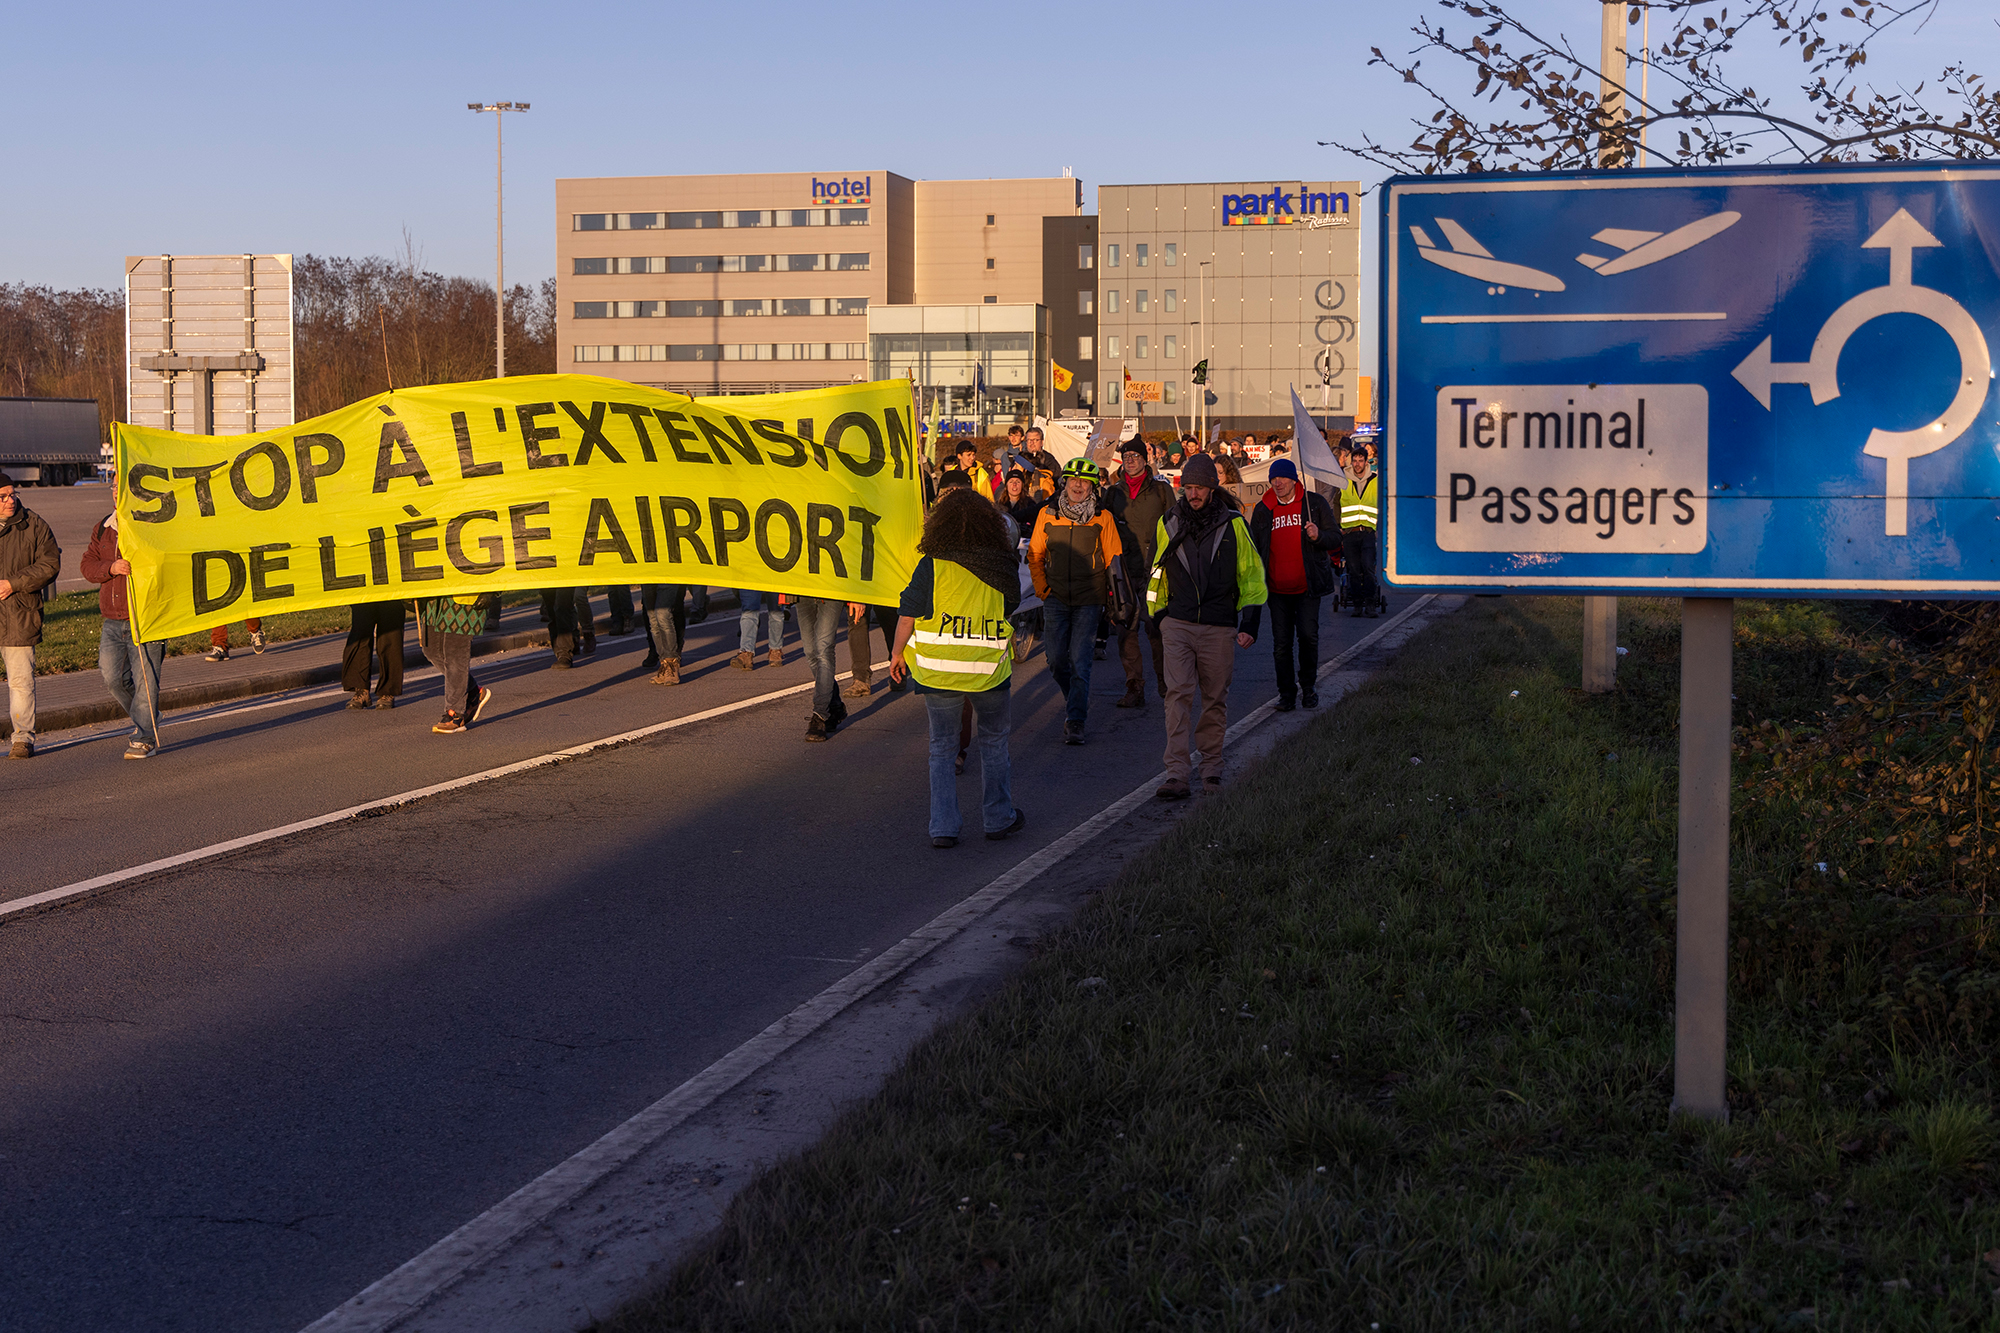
[1290,385,1341,476]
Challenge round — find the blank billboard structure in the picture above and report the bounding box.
[125,254,295,436]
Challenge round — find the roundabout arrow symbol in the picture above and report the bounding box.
[1731,207,1991,535]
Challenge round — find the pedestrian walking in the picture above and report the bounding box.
[845,601,901,698]
[1028,457,1123,745]
[1248,458,1339,711]
[81,509,164,759]
[541,587,580,668]
[0,472,59,759]
[1340,445,1383,617]
[1101,437,1174,710]
[640,583,690,684]
[1018,426,1061,481]
[952,440,993,497]
[731,589,788,669]
[998,469,1040,540]
[1144,453,1267,799]
[341,600,406,710]
[418,594,494,734]
[888,486,1025,848]
[204,618,265,662]
[794,595,853,740]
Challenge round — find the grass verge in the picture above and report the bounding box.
[602,596,2000,1331]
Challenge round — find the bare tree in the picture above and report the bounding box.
[1334,0,1999,174]
[0,284,127,437]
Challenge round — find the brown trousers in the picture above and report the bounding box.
[1118,613,1166,698]
[1160,618,1237,781]
[846,604,896,684]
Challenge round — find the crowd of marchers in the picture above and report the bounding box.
[0,434,1382,847]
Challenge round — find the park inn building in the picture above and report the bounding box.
[554,171,1360,433]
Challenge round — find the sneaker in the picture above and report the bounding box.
[470,687,494,723]
[346,690,371,711]
[1302,690,1320,709]
[432,711,466,734]
[374,695,396,710]
[1062,720,1085,746]
[123,740,155,760]
[1115,687,1144,709]
[805,714,829,742]
[844,680,871,698]
[931,835,958,849]
[732,650,755,671]
[204,646,228,663]
[767,648,783,667]
[984,808,1027,841]
[1155,777,1191,801]
[1275,698,1296,713]
[650,659,681,686]
[250,631,267,654]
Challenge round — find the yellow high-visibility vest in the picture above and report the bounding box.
[1340,473,1379,531]
[903,559,1013,691]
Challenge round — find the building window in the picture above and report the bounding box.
[728,299,771,317]
[1164,289,1177,312]
[1164,335,1177,358]
[830,296,871,315]
[779,298,824,316]
[985,258,995,270]
[667,211,720,229]
[775,253,821,272]
[1106,378,1121,405]
[1077,290,1093,316]
[668,256,723,274]
[1106,335,1120,358]
[1136,243,1149,268]
[670,344,723,361]
[1107,244,1120,268]
[983,295,998,304]
[1078,336,1093,362]
[834,253,870,270]
[1164,382,1179,404]
[1136,290,1150,314]
[1078,244,1094,270]
[669,300,719,317]
[836,208,870,225]
[1136,336,1149,359]
[1106,290,1120,314]
[572,257,609,275]
[779,209,827,227]
[985,213,996,226]
[729,210,772,228]
[573,302,609,318]
[1164,243,1178,267]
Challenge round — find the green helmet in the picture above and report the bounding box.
[1062,456,1103,484]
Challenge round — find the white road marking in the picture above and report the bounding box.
[298,596,1439,1333]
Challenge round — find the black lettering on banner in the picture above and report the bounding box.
[653,410,711,464]
[796,418,828,471]
[172,462,226,516]
[249,543,294,601]
[1510,486,1531,524]
[1538,486,1560,524]
[709,497,751,565]
[192,550,246,613]
[229,441,292,511]
[697,416,751,464]
[562,401,625,464]
[755,499,802,572]
[397,518,445,581]
[847,505,881,580]
[517,403,568,468]
[824,412,885,478]
[1593,487,1618,540]
[1452,397,1477,447]
[578,498,637,565]
[510,502,557,569]
[445,511,506,574]
[1565,487,1589,523]
[451,412,504,478]
[1673,488,1696,525]
[494,406,509,434]
[1448,473,1475,522]
[368,526,390,585]
[607,403,658,462]
[1480,487,1503,523]
[882,408,910,479]
[372,421,435,492]
[658,497,712,564]
[127,464,176,522]
[294,433,345,501]
[1622,487,1645,526]
[722,416,765,465]
[805,502,847,575]
[319,535,365,590]
[751,419,807,468]
[634,495,658,562]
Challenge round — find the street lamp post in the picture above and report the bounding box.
[468,101,529,378]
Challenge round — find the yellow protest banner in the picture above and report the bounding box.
[114,375,923,641]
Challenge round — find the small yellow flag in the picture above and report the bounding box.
[1052,363,1074,392]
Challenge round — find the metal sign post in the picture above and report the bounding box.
[1381,164,2000,1121]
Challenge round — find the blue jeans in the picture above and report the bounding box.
[1042,599,1102,727]
[735,591,788,655]
[923,686,1015,838]
[99,619,166,747]
[792,597,843,719]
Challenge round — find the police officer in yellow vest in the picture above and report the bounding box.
[1339,442,1382,618]
[889,487,1028,849]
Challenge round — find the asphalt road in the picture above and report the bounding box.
[0,590,1418,1333]
[11,481,116,590]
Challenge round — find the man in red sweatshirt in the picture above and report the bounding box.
[82,510,167,758]
[1246,458,1341,711]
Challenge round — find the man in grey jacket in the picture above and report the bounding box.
[0,472,63,759]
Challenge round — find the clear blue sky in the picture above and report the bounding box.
[3,0,1982,370]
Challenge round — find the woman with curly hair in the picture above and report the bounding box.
[888,486,1026,848]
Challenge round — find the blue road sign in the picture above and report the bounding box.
[1381,163,2000,597]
